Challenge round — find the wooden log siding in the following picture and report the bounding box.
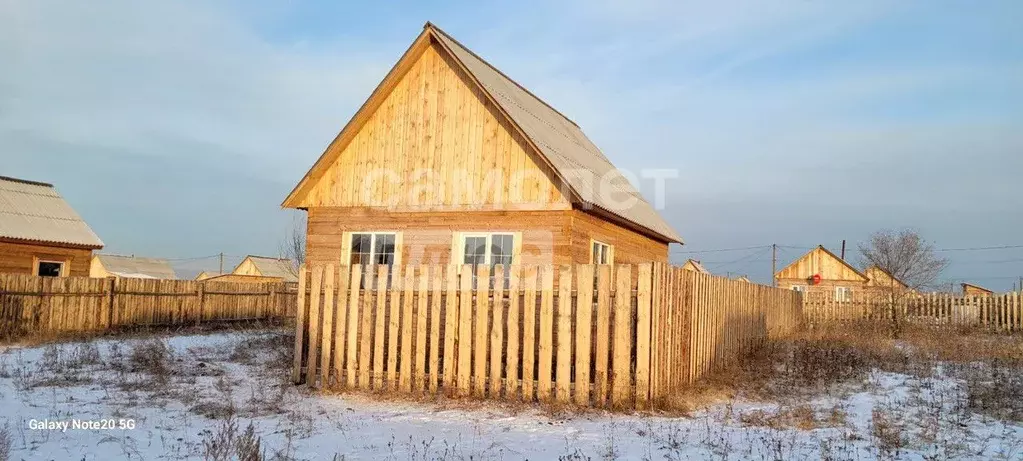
[803,288,1023,332]
[0,274,297,338]
[291,263,804,410]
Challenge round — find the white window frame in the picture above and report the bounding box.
[835,286,852,302]
[792,285,807,293]
[33,257,66,277]
[341,231,403,267]
[590,239,614,265]
[453,232,520,266]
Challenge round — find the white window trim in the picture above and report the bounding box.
[33,257,66,277]
[341,231,403,267]
[452,231,521,267]
[835,286,852,301]
[589,239,614,265]
[792,285,807,293]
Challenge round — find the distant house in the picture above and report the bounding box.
[962,283,993,296]
[0,176,104,277]
[680,259,710,274]
[864,265,910,290]
[232,255,298,283]
[202,274,287,284]
[775,245,869,301]
[734,275,752,283]
[194,271,220,281]
[281,23,682,270]
[90,254,177,279]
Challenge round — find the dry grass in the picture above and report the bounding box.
[0,423,10,461]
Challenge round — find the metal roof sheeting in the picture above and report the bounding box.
[430,25,683,243]
[0,176,104,248]
[96,254,177,279]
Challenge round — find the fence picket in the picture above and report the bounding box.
[635,263,652,409]
[505,265,521,401]
[574,264,594,407]
[537,266,555,402]
[319,265,336,388]
[415,265,429,392]
[473,264,490,397]
[305,266,323,388]
[611,264,632,408]
[344,266,361,388]
[490,265,506,398]
[521,266,538,402]
[428,266,443,393]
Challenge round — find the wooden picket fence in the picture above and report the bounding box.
[0,273,298,338]
[803,289,1023,331]
[291,263,802,410]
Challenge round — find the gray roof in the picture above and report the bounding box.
[245,256,298,282]
[429,24,682,243]
[0,176,104,248]
[96,254,177,279]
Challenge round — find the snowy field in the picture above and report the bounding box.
[1,328,1022,460]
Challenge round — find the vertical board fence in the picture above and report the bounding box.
[804,289,1023,332]
[292,263,802,410]
[0,273,297,337]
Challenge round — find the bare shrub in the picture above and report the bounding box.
[130,339,173,382]
[964,357,1023,422]
[0,422,11,461]
[738,405,829,430]
[871,409,906,458]
[202,417,265,461]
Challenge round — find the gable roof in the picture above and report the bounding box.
[95,254,176,279]
[865,265,909,289]
[681,259,710,274]
[775,245,869,282]
[282,23,682,244]
[237,256,298,282]
[0,176,104,248]
[961,282,993,294]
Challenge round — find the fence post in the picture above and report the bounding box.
[196,282,205,325]
[291,265,307,384]
[103,277,115,329]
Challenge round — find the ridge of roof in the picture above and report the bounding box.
[775,245,870,281]
[0,175,53,187]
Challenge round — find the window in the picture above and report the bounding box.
[835,286,852,302]
[457,233,517,288]
[348,233,397,266]
[792,285,807,293]
[591,240,613,265]
[37,261,63,277]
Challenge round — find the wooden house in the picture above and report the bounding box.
[680,259,710,274]
[775,245,869,300]
[0,176,104,276]
[962,283,993,296]
[90,254,177,279]
[195,271,219,281]
[734,275,752,283]
[232,255,298,283]
[864,265,909,290]
[282,23,682,270]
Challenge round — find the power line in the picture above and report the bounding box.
[671,245,771,254]
[936,245,1023,252]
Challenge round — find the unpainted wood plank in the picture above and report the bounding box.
[610,265,632,408]
[574,264,594,406]
[373,265,390,390]
[594,265,612,406]
[388,266,405,390]
[456,265,474,395]
[490,264,506,398]
[521,265,538,401]
[555,265,572,404]
[305,266,323,387]
[537,266,555,402]
[319,264,336,388]
[415,265,430,392]
[505,265,521,401]
[428,265,443,393]
[473,264,490,397]
[635,263,652,409]
[443,265,459,391]
[400,267,416,393]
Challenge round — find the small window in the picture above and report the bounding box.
[349,233,397,266]
[591,241,613,265]
[835,286,852,302]
[37,261,63,277]
[458,233,516,288]
[792,285,807,293]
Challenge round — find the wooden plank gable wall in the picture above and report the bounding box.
[298,42,569,211]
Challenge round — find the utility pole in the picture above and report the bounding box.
[840,240,846,260]
[219,252,224,275]
[771,244,777,287]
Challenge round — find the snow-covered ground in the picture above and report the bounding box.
[1,330,1021,460]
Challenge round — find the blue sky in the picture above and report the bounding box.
[2,1,1022,287]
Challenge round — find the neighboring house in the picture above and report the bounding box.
[90,254,177,279]
[195,271,220,281]
[962,283,993,296]
[734,275,752,283]
[282,23,682,270]
[202,274,287,284]
[681,259,710,274]
[232,255,298,283]
[775,245,869,301]
[0,176,104,277]
[864,265,910,291]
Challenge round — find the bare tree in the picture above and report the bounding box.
[279,215,306,277]
[858,228,948,336]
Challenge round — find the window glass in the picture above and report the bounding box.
[591,241,611,264]
[37,261,62,277]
